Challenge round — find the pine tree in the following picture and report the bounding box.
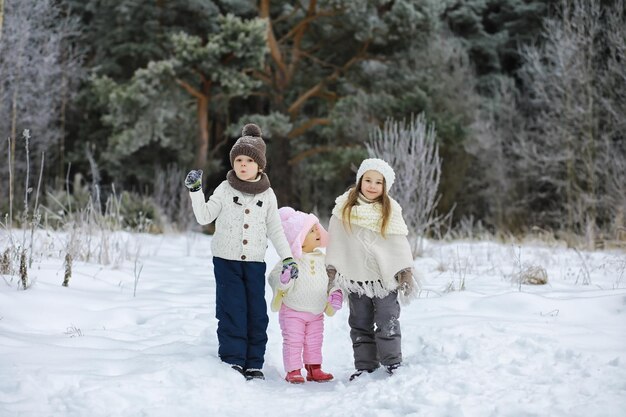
[93,14,267,183]
[248,0,439,205]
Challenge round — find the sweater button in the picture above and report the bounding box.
[243,224,249,229]
[243,240,248,245]
[241,255,246,260]
[244,209,250,214]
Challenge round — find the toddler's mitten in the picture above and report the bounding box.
[184,169,203,192]
[281,257,298,280]
[328,290,343,311]
[279,268,292,284]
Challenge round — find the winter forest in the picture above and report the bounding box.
[1,1,625,416]
[0,0,624,241]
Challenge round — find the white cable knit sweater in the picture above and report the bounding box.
[268,249,337,314]
[189,181,292,262]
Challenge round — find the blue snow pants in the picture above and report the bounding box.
[212,257,268,370]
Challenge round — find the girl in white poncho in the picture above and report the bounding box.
[325,158,418,381]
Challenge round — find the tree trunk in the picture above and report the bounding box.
[9,21,27,226]
[268,135,293,206]
[59,57,69,180]
[0,0,4,43]
[195,86,210,171]
[10,85,18,226]
[0,0,4,205]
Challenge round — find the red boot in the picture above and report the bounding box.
[285,369,305,384]
[305,364,334,382]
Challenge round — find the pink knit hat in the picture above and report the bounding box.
[278,207,329,258]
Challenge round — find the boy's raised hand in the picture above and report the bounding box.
[185,169,203,192]
[281,258,299,281]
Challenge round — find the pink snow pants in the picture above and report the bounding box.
[279,304,324,372]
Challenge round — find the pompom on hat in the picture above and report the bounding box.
[229,123,267,170]
[278,207,329,258]
[356,158,396,191]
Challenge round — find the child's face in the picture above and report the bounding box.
[233,155,259,181]
[301,224,321,253]
[360,170,384,200]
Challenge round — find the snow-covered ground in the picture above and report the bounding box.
[1,231,625,417]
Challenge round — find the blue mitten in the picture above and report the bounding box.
[184,169,203,192]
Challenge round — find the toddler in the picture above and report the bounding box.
[268,207,342,384]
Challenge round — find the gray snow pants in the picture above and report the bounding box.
[348,291,402,370]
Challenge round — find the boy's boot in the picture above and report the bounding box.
[244,368,265,380]
[231,365,246,378]
[304,364,334,382]
[285,369,305,384]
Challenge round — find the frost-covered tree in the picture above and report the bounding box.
[94,14,266,183]
[0,0,84,219]
[514,0,626,239]
[467,0,626,237]
[465,75,523,230]
[366,114,443,257]
[249,0,438,205]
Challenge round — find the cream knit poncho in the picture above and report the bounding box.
[325,191,414,299]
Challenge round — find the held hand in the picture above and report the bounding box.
[396,269,414,297]
[184,169,203,192]
[281,258,299,280]
[328,290,343,311]
[326,266,337,281]
[326,266,337,293]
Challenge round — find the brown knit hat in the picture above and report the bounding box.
[229,123,267,170]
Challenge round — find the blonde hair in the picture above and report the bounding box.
[341,176,392,237]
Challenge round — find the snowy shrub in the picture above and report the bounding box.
[152,164,194,231]
[43,173,94,227]
[366,113,448,257]
[512,265,548,286]
[118,191,163,234]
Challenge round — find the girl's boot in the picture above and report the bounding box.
[304,364,334,382]
[285,369,305,384]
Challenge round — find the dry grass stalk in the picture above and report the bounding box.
[0,248,10,274]
[19,248,27,289]
[62,252,72,287]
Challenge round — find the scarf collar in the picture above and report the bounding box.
[357,192,376,205]
[227,170,271,194]
[331,190,408,236]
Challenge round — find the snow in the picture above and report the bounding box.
[1,231,625,417]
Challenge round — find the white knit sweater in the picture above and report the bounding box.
[268,249,336,314]
[189,181,292,262]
